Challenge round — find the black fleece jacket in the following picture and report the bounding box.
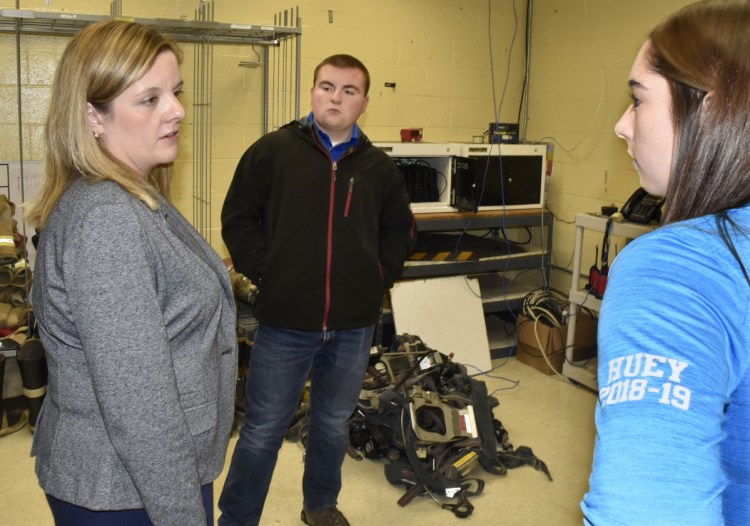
[221,119,416,331]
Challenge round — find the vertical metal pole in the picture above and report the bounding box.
[263,45,270,134]
[281,13,287,124]
[192,0,213,242]
[193,7,200,232]
[207,1,214,242]
[295,7,301,120]
[14,12,25,206]
[193,5,200,237]
[273,13,279,131]
[14,0,30,322]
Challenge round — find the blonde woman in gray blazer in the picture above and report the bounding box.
[25,21,237,526]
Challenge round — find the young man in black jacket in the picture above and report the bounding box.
[219,54,416,526]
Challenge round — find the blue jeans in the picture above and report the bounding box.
[218,324,374,526]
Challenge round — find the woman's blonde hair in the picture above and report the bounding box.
[25,20,183,228]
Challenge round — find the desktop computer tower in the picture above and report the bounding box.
[451,143,546,211]
[374,142,463,213]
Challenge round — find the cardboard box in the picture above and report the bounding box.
[515,312,597,375]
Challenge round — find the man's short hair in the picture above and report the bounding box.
[313,54,370,95]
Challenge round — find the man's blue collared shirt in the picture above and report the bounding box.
[308,112,360,162]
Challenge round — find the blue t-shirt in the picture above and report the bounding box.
[582,207,750,525]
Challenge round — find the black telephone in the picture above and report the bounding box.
[621,187,664,224]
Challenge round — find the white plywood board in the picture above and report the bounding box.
[390,275,492,372]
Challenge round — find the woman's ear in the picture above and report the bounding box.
[86,102,104,138]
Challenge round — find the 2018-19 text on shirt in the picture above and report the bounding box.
[599,353,691,410]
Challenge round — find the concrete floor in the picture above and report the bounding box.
[0,357,597,525]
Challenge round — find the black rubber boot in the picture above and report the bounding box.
[0,352,28,437]
[16,338,47,433]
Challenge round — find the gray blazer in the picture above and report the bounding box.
[31,179,237,525]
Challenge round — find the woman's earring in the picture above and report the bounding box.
[93,131,100,139]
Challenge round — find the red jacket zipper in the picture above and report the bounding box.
[323,160,337,330]
[344,176,354,218]
[308,126,358,331]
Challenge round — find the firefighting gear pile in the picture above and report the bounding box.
[288,334,552,518]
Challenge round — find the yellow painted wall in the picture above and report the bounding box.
[0,0,695,285]
[525,0,691,288]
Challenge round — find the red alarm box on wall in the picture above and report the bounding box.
[400,128,423,142]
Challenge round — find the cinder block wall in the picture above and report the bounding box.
[525,0,690,289]
[0,0,694,287]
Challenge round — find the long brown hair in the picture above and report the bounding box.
[648,0,750,225]
[25,20,182,228]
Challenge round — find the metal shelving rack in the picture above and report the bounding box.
[402,209,552,282]
[389,208,552,357]
[0,7,300,45]
[563,213,656,390]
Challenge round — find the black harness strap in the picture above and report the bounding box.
[469,378,508,476]
[499,445,553,481]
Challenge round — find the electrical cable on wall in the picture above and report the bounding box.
[395,1,547,364]
[530,0,606,156]
[518,0,533,141]
[484,0,541,320]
